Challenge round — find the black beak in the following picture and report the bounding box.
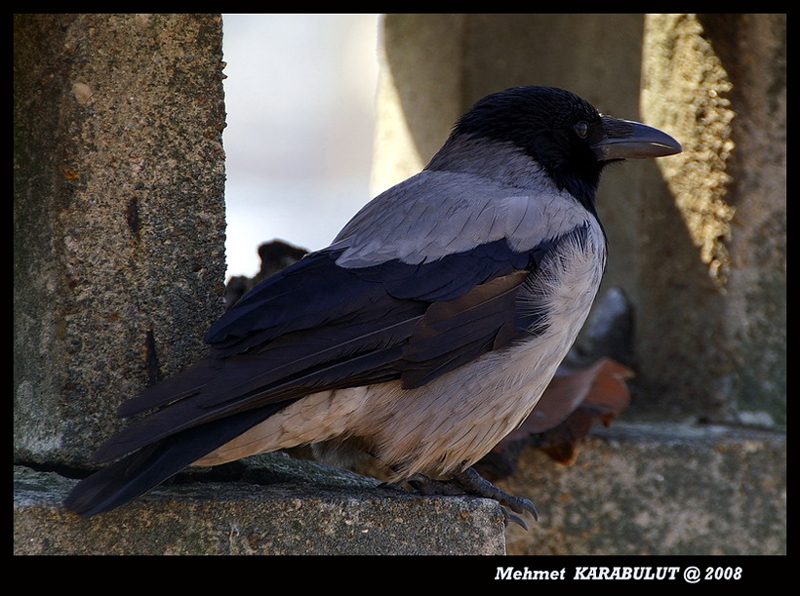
[593,116,682,161]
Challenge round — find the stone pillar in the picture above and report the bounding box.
[640,14,786,423]
[14,14,228,466]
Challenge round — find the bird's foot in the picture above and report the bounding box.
[404,467,538,529]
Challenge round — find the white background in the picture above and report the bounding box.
[222,14,381,278]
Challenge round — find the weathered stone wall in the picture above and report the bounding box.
[14,14,228,466]
[640,14,786,422]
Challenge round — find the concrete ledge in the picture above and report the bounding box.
[499,422,786,555]
[14,423,785,555]
[13,454,506,555]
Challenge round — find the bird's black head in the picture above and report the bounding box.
[439,86,681,210]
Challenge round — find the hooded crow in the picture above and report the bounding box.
[64,86,681,524]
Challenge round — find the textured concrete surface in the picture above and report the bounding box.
[639,14,786,422]
[14,423,784,555]
[501,422,786,555]
[14,14,228,466]
[14,454,506,555]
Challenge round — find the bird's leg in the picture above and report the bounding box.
[402,468,538,529]
[451,467,538,529]
[405,474,468,497]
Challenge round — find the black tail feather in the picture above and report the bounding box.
[64,402,295,517]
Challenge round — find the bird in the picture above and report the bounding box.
[64,86,681,525]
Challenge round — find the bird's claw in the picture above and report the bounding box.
[501,508,529,530]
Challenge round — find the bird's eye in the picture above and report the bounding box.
[573,121,589,138]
